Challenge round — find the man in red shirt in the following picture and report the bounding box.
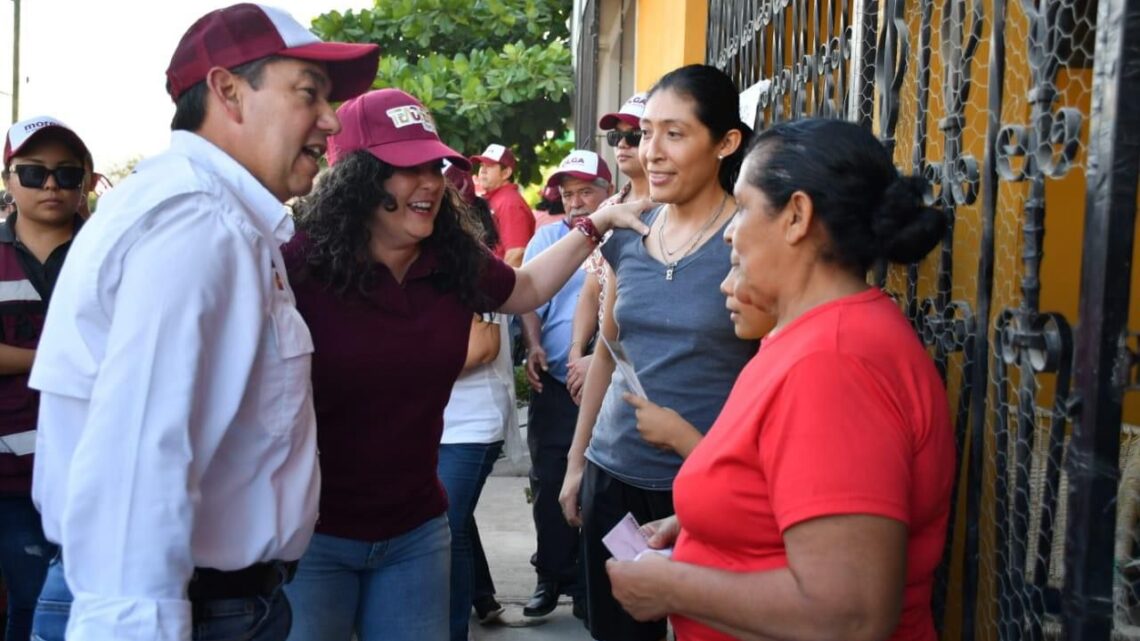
[470,144,535,267]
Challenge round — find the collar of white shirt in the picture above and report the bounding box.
[168,131,295,245]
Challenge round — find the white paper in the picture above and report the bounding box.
[739,79,772,129]
[599,334,648,400]
[0,430,36,456]
[603,513,651,561]
[603,512,675,562]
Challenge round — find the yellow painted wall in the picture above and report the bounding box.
[634,0,708,90]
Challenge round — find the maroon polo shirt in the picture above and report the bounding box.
[283,233,516,541]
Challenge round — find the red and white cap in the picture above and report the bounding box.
[598,92,648,130]
[327,88,469,170]
[4,115,90,167]
[165,3,380,102]
[545,150,612,189]
[469,144,517,169]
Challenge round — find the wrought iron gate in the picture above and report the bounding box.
[707,0,1140,639]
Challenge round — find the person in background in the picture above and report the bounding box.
[0,115,91,641]
[568,92,652,404]
[471,143,535,267]
[533,184,565,229]
[26,5,380,641]
[559,65,758,641]
[607,118,954,641]
[520,150,613,621]
[280,88,648,641]
[437,162,513,639]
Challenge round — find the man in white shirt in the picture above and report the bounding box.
[519,150,613,621]
[26,5,379,641]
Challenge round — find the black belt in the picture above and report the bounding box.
[187,560,298,601]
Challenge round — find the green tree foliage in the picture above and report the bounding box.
[312,0,573,185]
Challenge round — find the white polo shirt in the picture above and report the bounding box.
[441,313,517,445]
[29,131,319,641]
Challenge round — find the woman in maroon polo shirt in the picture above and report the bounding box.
[280,89,648,641]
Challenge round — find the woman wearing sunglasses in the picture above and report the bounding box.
[568,94,653,404]
[559,65,760,641]
[0,115,90,641]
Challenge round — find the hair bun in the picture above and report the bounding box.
[871,175,948,264]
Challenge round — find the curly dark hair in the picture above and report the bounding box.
[293,150,493,308]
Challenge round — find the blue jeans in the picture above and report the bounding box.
[284,515,450,641]
[438,441,503,641]
[31,556,292,641]
[0,495,57,641]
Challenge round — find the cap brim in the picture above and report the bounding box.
[282,42,381,102]
[598,113,640,130]
[368,139,471,172]
[546,169,602,189]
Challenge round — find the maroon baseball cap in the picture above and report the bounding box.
[443,161,477,204]
[165,3,380,102]
[599,92,648,130]
[469,144,517,170]
[545,150,612,189]
[327,89,469,170]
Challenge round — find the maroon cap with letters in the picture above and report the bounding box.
[165,3,380,102]
[327,88,469,170]
[469,144,517,170]
[545,150,612,189]
[598,92,648,130]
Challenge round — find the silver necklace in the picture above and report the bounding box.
[657,194,729,281]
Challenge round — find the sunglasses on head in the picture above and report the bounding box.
[10,165,86,190]
[605,129,643,148]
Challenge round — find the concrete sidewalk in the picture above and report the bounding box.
[469,459,592,641]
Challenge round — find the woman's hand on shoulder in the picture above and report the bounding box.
[590,198,653,236]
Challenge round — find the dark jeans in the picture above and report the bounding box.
[580,461,674,641]
[438,440,503,641]
[0,495,57,641]
[527,370,581,594]
[32,557,292,641]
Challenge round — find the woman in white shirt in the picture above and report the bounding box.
[437,165,518,641]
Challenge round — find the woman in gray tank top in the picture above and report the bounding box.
[557,64,760,641]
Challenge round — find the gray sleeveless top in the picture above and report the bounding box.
[585,206,758,490]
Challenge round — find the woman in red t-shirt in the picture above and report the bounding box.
[606,118,955,641]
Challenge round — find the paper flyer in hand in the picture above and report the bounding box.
[599,334,648,400]
[603,512,651,561]
[603,512,674,562]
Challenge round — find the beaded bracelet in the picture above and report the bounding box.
[565,215,604,245]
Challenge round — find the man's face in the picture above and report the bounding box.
[235,58,341,202]
[477,162,511,192]
[558,176,610,218]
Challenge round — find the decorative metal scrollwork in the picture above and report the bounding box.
[996,105,1083,181]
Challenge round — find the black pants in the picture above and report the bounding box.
[527,369,582,595]
[581,460,674,641]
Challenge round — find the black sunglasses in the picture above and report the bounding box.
[11,165,86,190]
[605,129,643,147]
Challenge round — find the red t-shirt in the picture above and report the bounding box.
[671,288,954,641]
[484,183,535,258]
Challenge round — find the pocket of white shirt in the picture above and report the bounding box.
[271,306,315,359]
[263,305,315,437]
